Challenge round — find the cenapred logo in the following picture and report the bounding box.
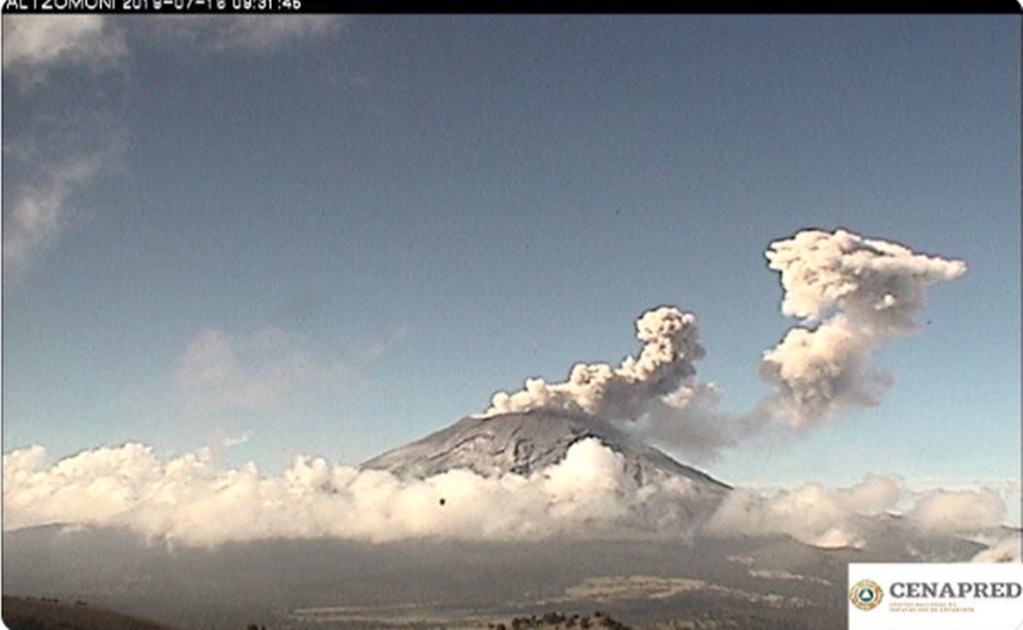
[850,563,1023,630]
[850,579,884,611]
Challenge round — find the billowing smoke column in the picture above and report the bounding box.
[485,228,967,441]
[486,306,705,422]
[759,229,967,427]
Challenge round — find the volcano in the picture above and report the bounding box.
[363,410,727,487]
[362,409,731,528]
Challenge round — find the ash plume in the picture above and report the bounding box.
[484,228,966,454]
[486,306,706,422]
[759,229,967,428]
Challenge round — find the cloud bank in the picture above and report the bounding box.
[3,440,1012,551]
[485,229,967,459]
[3,439,699,546]
[704,475,1011,550]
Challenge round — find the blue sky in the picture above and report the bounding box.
[3,15,1019,490]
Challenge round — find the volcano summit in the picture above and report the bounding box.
[363,409,731,534]
[364,410,729,489]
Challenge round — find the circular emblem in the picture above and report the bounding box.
[849,579,884,611]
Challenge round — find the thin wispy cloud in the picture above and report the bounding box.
[174,327,352,418]
[2,15,127,83]
[2,15,344,79]
[3,107,126,281]
[135,15,345,53]
[360,325,410,361]
[3,154,103,276]
[3,17,127,278]
[2,14,346,278]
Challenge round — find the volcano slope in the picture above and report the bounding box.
[363,410,728,489]
[363,409,731,537]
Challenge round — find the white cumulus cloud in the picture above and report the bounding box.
[705,475,1004,549]
[3,439,1011,553]
[906,488,1006,533]
[2,438,708,546]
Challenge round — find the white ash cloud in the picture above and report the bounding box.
[486,306,705,423]
[759,229,967,428]
[483,229,966,455]
[630,382,740,463]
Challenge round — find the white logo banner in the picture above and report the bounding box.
[849,563,1023,630]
